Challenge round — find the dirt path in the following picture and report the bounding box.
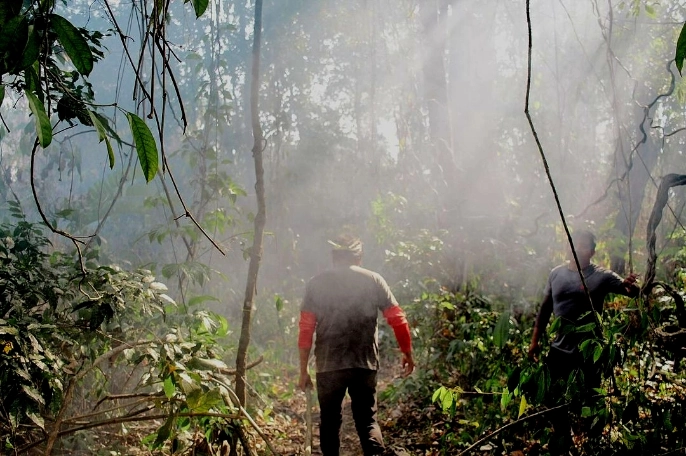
[264,364,410,456]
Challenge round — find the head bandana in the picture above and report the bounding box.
[328,237,363,255]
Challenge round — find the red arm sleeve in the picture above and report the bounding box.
[298,311,316,349]
[383,305,412,354]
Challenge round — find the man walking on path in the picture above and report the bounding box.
[298,235,414,456]
[528,230,639,453]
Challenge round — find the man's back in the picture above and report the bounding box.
[303,265,395,373]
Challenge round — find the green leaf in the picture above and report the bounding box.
[21,385,45,406]
[126,112,158,182]
[676,22,686,75]
[536,369,549,404]
[88,110,115,168]
[191,0,209,18]
[163,375,175,399]
[518,395,528,419]
[0,325,18,335]
[187,357,228,371]
[0,85,4,106]
[23,65,41,101]
[500,387,511,410]
[18,27,39,71]
[493,311,511,348]
[50,14,94,76]
[0,16,28,73]
[575,322,597,333]
[0,0,23,26]
[275,295,284,313]
[593,343,604,364]
[186,388,223,412]
[187,295,220,307]
[441,389,455,412]
[103,135,115,169]
[25,91,52,147]
[431,386,444,403]
[153,414,175,449]
[26,412,45,431]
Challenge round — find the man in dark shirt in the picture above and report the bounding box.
[528,230,638,453]
[298,235,414,456]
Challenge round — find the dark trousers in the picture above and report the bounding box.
[544,347,602,455]
[316,368,385,456]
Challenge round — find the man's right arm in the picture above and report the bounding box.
[297,311,316,391]
[528,292,553,360]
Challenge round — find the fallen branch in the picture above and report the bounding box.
[457,404,568,456]
[17,410,241,454]
[218,355,264,375]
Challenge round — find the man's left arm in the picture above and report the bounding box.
[383,305,414,376]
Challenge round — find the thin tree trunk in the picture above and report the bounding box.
[419,0,457,199]
[235,0,266,408]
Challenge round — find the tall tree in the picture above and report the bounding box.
[235,0,266,407]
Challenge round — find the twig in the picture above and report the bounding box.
[211,373,281,456]
[75,340,154,383]
[29,139,89,246]
[457,404,568,455]
[217,355,264,375]
[93,391,164,411]
[524,1,592,308]
[158,154,226,255]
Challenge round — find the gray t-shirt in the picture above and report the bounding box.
[545,263,627,354]
[301,265,397,373]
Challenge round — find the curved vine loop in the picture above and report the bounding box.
[643,173,686,298]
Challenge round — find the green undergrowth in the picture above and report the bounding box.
[378,287,686,455]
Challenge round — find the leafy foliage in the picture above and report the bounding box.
[0,209,247,453]
[380,283,686,455]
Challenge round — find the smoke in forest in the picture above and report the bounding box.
[0,0,683,322]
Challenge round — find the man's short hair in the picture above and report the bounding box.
[329,234,363,259]
[573,230,596,251]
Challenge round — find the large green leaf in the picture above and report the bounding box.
[153,414,175,449]
[0,0,22,26]
[191,0,209,18]
[50,14,94,76]
[493,311,511,348]
[0,15,28,74]
[126,112,158,182]
[18,26,39,71]
[676,22,686,75]
[25,91,52,148]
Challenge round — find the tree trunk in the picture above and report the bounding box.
[235,0,266,408]
[419,0,457,200]
[419,0,463,290]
